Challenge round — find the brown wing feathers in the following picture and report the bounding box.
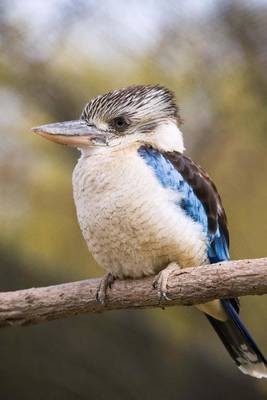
[164,151,229,247]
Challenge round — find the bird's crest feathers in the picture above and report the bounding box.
[81,85,181,127]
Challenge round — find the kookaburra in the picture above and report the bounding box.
[32,84,267,378]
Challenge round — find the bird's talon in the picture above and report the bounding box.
[96,288,105,305]
[96,273,115,305]
[153,262,181,304]
[108,274,115,289]
[96,293,104,305]
[161,292,171,302]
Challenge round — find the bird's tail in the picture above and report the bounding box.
[206,299,267,378]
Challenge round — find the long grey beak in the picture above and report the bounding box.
[31,120,108,146]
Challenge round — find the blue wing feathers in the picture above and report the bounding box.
[138,146,228,263]
[208,226,230,262]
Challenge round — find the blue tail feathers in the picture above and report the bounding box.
[206,299,267,378]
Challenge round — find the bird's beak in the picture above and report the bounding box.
[31,120,109,147]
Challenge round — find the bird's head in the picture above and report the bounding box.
[32,85,185,154]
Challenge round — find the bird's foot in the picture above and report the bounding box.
[96,272,116,305]
[153,262,181,304]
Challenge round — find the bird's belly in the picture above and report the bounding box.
[73,151,208,278]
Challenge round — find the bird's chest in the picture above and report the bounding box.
[72,150,207,278]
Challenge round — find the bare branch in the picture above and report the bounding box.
[0,258,266,328]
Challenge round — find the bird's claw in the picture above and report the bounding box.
[153,262,181,305]
[96,272,116,305]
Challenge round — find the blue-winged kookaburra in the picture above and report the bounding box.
[32,85,266,378]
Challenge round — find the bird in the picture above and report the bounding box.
[32,84,267,378]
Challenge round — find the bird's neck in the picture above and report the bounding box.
[148,121,185,153]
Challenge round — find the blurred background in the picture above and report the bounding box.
[0,0,267,398]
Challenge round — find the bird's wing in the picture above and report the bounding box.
[138,145,229,263]
[138,145,267,376]
[164,150,230,263]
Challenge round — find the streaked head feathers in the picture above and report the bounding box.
[81,85,182,130]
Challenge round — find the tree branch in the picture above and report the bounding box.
[0,258,266,328]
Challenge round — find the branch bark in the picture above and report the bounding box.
[0,258,266,328]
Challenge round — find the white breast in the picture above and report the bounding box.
[72,147,208,278]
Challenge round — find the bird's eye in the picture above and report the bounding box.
[112,116,129,132]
